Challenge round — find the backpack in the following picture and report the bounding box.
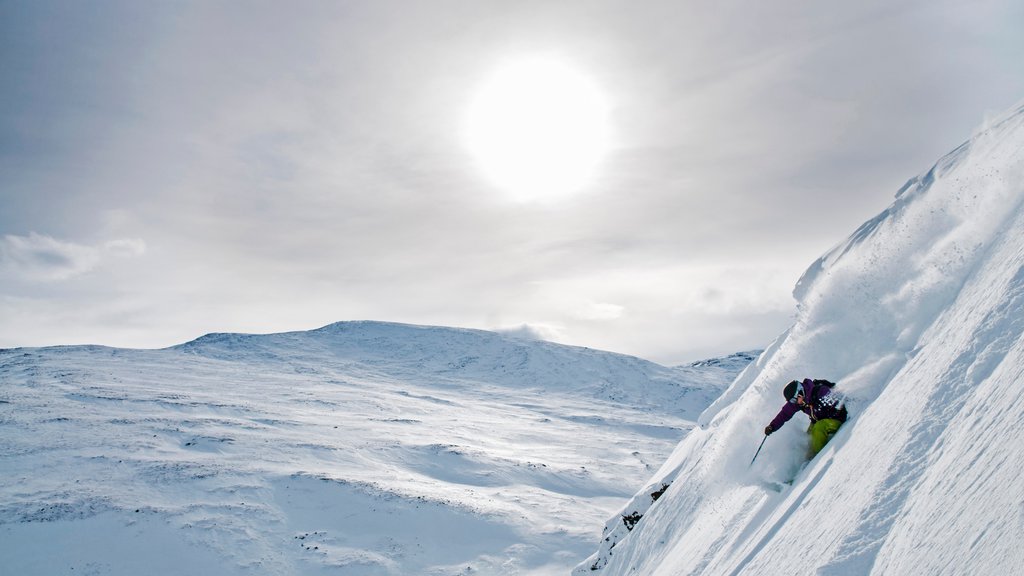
[808,379,847,422]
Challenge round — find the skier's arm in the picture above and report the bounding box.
[766,402,800,433]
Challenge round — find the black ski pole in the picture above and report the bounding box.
[749,434,768,467]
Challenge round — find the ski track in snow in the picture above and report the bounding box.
[0,322,752,575]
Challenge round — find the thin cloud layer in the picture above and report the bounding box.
[0,233,145,282]
[1,1,1022,362]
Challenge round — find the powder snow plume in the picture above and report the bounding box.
[576,100,1024,575]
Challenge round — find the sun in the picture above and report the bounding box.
[465,58,610,202]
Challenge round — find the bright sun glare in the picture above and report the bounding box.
[465,58,610,202]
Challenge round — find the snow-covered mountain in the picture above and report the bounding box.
[0,321,752,575]
[576,101,1024,575]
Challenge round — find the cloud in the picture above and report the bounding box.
[494,323,567,342]
[0,233,145,282]
[569,300,625,321]
[103,238,147,258]
[2,1,1022,360]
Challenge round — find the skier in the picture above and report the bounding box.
[764,378,847,457]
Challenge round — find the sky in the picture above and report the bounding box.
[2,0,1023,365]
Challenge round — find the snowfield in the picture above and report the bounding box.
[576,101,1024,575]
[0,321,753,575]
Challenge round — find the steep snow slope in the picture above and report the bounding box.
[0,321,751,576]
[576,102,1024,575]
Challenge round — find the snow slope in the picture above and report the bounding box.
[0,321,752,575]
[576,101,1024,575]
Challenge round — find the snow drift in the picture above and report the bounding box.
[576,101,1024,575]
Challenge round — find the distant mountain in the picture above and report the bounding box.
[172,321,727,418]
[576,102,1024,575]
[0,321,752,576]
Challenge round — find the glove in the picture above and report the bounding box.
[764,425,774,436]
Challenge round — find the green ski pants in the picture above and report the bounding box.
[808,418,842,456]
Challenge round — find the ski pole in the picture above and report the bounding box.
[749,434,768,467]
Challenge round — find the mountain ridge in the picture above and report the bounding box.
[576,100,1024,575]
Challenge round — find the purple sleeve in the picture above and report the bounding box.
[769,402,800,431]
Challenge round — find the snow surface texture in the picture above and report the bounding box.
[0,321,753,575]
[576,101,1024,575]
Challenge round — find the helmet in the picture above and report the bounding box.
[783,380,802,401]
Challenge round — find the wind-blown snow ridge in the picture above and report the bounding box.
[0,320,751,575]
[576,100,1024,575]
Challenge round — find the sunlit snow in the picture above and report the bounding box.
[576,101,1024,575]
[0,321,753,575]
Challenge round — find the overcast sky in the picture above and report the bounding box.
[2,1,1022,364]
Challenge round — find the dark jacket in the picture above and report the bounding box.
[769,379,848,431]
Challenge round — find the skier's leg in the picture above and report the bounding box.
[808,418,842,456]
